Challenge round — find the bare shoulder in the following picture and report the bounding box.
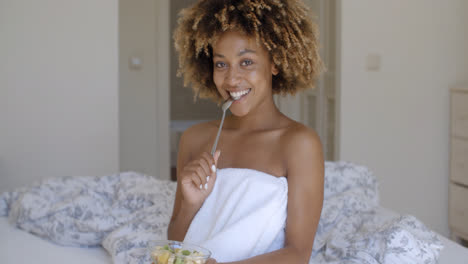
[280,121,324,177]
[281,121,322,154]
[178,120,218,162]
[181,120,216,142]
[180,121,217,151]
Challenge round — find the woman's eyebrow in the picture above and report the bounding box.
[213,49,257,58]
[238,49,256,56]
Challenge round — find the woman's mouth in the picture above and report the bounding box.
[229,88,251,101]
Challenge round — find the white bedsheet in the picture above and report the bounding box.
[0,217,111,264]
[438,234,468,264]
[1,216,467,264]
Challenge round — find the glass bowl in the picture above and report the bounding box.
[148,240,211,264]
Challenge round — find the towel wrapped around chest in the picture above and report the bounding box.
[184,168,288,262]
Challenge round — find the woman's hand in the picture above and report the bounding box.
[179,150,221,209]
[206,258,218,264]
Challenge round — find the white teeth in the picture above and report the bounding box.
[229,89,250,100]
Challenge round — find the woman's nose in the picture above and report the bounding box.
[225,67,241,86]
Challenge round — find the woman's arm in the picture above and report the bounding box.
[167,129,195,241]
[219,127,324,264]
[168,125,221,241]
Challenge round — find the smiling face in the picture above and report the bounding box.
[212,31,278,117]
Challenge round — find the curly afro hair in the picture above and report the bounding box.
[173,0,324,101]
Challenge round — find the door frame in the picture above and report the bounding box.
[155,0,170,180]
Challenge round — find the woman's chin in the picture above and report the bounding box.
[229,107,250,117]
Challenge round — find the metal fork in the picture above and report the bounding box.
[210,99,234,155]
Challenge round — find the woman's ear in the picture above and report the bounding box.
[271,64,279,76]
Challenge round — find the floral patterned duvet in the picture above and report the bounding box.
[0,162,443,264]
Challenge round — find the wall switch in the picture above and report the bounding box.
[129,56,142,70]
[366,54,381,71]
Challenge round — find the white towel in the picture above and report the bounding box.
[184,168,288,262]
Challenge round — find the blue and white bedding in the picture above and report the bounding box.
[0,162,443,264]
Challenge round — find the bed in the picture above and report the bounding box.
[0,217,110,264]
[1,162,467,263]
[1,217,468,264]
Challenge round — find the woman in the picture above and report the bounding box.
[168,1,324,263]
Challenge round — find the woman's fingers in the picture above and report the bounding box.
[182,151,220,191]
[209,150,221,183]
[194,165,209,189]
[213,150,221,165]
[200,152,217,179]
[185,165,207,189]
[183,166,202,187]
[206,258,217,264]
[197,155,211,180]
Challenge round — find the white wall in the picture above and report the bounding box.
[338,0,468,237]
[0,0,119,193]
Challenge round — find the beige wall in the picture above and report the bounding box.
[0,0,119,193]
[338,0,468,237]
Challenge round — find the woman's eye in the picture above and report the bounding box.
[241,60,253,66]
[215,62,226,68]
